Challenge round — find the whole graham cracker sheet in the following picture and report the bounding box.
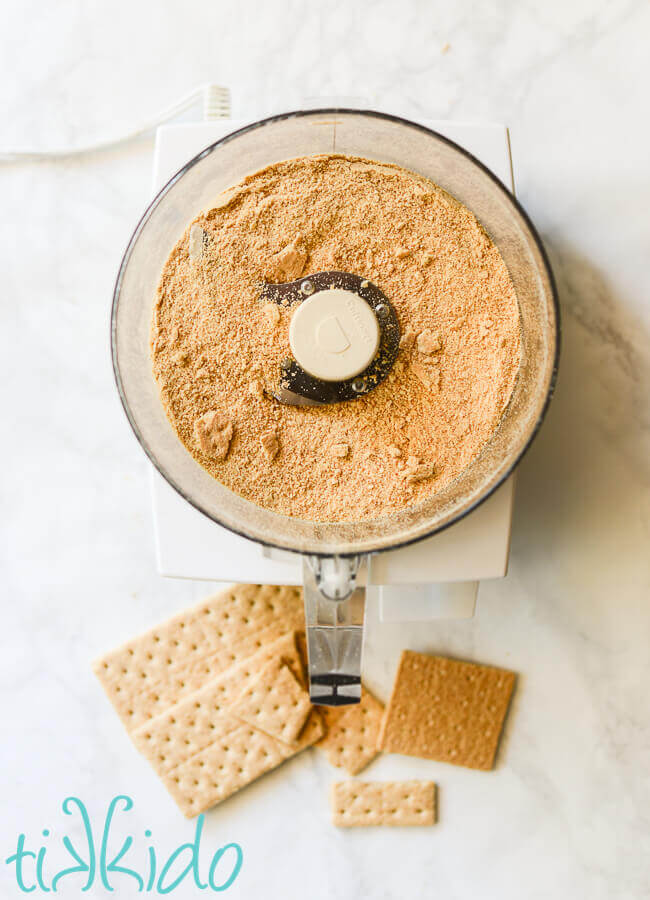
[378,649,516,770]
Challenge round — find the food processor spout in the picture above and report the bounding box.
[303,555,366,706]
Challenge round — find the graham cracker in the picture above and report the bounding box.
[93,586,329,817]
[93,584,304,729]
[163,713,324,817]
[317,687,384,775]
[128,630,323,816]
[331,780,436,827]
[378,650,516,770]
[131,632,312,776]
[230,658,312,745]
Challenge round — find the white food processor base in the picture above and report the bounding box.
[150,117,517,622]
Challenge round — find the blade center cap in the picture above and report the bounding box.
[289,288,380,382]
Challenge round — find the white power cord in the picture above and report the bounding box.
[0,83,230,163]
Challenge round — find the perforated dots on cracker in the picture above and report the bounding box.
[92,586,328,818]
[378,650,516,770]
[317,687,384,775]
[131,632,303,775]
[92,584,304,730]
[331,780,436,827]
[231,658,312,745]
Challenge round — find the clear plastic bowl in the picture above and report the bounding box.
[111,109,559,558]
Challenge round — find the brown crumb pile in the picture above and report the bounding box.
[152,154,521,523]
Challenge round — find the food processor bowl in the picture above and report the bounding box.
[112,109,559,703]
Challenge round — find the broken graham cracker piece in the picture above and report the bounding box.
[331,781,436,827]
[230,657,312,745]
[317,687,384,775]
[379,650,516,770]
[92,584,304,730]
[128,618,307,729]
[330,442,350,458]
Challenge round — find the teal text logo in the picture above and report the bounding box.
[5,795,243,893]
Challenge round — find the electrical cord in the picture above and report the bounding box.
[0,83,230,163]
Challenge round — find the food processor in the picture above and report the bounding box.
[112,109,559,705]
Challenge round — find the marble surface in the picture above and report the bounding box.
[1,1,649,897]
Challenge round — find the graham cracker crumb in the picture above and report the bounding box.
[260,429,280,460]
[248,379,264,399]
[399,330,416,352]
[416,329,442,354]
[268,239,308,281]
[405,462,436,484]
[330,442,350,458]
[194,411,234,460]
[411,361,441,393]
[263,303,281,327]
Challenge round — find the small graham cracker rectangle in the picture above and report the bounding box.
[231,658,312,745]
[378,650,516,770]
[331,781,436,827]
[317,687,384,775]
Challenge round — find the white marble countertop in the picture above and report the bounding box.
[1,1,649,897]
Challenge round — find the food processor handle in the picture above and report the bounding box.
[302,555,366,706]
